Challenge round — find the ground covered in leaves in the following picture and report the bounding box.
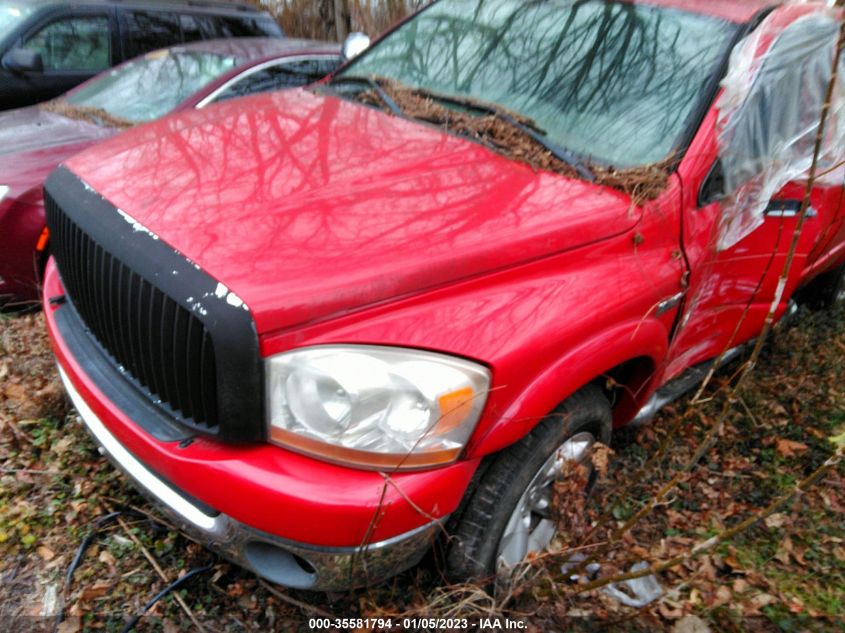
[0,304,843,631]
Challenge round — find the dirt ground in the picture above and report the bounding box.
[0,304,843,632]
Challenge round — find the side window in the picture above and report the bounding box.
[23,16,110,71]
[253,18,284,37]
[212,57,342,103]
[121,11,183,60]
[180,14,204,44]
[195,15,222,39]
[214,16,283,38]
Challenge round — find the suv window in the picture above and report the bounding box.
[213,57,341,103]
[23,15,110,71]
[202,15,283,38]
[121,11,183,60]
[179,14,204,44]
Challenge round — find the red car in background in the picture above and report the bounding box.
[0,37,341,307]
[41,0,844,591]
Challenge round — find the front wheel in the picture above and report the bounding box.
[445,385,612,582]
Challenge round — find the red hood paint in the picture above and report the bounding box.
[64,89,640,335]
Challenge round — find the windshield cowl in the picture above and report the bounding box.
[325,74,670,202]
[41,99,134,130]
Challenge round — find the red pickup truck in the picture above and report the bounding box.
[42,0,845,590]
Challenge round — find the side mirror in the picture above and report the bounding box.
[2,47,44,74]
[698,158,726,207]
[342,32,370,61]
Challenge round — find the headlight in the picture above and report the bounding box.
[0,186,9,203]
[266,345,491,470]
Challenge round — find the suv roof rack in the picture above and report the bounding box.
[185,0,258,12]
[108,0,261,13]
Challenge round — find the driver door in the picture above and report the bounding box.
[665,6,845,380]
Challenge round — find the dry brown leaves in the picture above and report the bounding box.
[0,314,68,424]
[40,100,134,130]
[361,80,671,204]
[775,438,809,458]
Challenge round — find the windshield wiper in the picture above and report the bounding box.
[411,88,595,182]
[326,75,404,118]
[325,77,594,182]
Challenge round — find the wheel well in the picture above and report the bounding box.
[594,356,658,427]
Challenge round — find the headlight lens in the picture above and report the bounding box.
[0,186,9,203]
[266,345,491,469]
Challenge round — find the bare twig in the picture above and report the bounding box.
[0,467,60,475]
[110,511,206,632]
[258,578,336,619]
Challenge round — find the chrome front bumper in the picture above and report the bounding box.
[58,366,441,591]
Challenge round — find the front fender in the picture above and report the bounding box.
[464,318,668,458]
[264,225,680,464]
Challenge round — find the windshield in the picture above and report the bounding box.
[0,1,32,40]
[65,50,238,123]
[342,0,737,168]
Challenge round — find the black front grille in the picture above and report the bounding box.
[46,194,219,433]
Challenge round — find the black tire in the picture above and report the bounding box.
[796,264,845,310]
[445,384,612,582]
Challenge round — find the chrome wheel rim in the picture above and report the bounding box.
[496,431,596,571]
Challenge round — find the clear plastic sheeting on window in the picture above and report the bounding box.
[715,6,845,250]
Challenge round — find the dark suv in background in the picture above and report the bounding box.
[0,0,283,109]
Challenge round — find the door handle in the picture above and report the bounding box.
[765,200,817,218]
[656,292,685,316]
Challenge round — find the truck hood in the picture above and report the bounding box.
[0,106,113,157]
[64,89,640,334]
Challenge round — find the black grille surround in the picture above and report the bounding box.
[45,166,264,443]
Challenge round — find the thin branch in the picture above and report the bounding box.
[258,578,336,619]
[109,510,206,632]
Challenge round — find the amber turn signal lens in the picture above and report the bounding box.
[436,387,475,433]
[269,426,461,470]
[36,227,50,252]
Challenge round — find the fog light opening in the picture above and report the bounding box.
[243,541,318,589]
[292,553,316,575]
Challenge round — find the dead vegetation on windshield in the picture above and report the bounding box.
[360,80,671,204]
[40,100,135,131]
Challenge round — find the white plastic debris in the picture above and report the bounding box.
[562,556,664,607]
[601,561,664,607]
[40,582,62,617]
[560,552,601,582]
